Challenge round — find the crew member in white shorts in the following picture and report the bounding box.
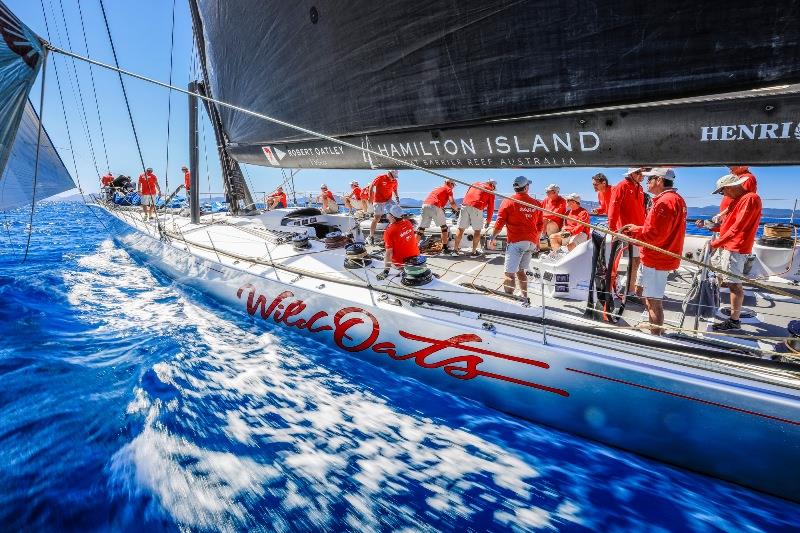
[453,179,496,256]
[489,176,543,307]
[417,179,458,251]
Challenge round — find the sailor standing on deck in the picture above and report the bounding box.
[542,184,567,236]
[377,205,420,280]
[712,165,757,224]
[452,178,496,256]
[101,172,114,202]
[549,193,591,254]
[591,173,611,215]
[704,173,763,331]
[489,176,542,307]
[418,178,458,251]
[608,167,647,295]
[368,170,400,244]
[620,168,687,336]
[318,184,339,214]
[137,168,161,221]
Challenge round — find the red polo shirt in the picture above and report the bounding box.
[383,219,419,266]
[424,185,455,208]
[719,171,757,212]
[462,182,496,222]
[607,177,646,231]
[138,173,158,195]
[596,187,612,215]
[101,174,113,186]
[371,173,398,203]
[630,189,687,271]
[542,195,567,228]
[349,187,362,200]
[494,192,543,243]
[712,192,762,254]
[563,206,591,237]
[183,170,191,190]
[270,191,287,207]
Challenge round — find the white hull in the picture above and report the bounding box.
[93,205,800,502]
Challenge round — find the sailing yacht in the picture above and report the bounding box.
[2,0,799,502]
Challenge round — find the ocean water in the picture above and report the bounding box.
[0,202,798,532]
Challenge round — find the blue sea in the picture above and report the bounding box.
[1,202,798,531]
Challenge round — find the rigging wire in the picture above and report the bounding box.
[74,0,110,172]
[163,0,177,193]
[51,0,102,180]
[43,43,800,301]
[23,49,48,263]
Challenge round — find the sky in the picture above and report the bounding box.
[8,0,800,209]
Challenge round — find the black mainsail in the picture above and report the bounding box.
[191,0,800,169]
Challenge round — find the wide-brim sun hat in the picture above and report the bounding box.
[713,173,749,194]
[642,167,676,180]
[544,183,559,192]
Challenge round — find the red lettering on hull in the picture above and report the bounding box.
[236,283,567,396]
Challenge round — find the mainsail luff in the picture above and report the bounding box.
[191,0,800,169]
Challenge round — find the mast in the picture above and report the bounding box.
[188,80,200,223]
[187,0,256,215]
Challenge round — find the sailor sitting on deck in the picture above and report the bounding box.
[700,173,762,332]
[542,183,567,236]
[368,170,400,244]
[417,178,458,252]
[452,178,496,256]
[621,168,687,336]
[266,186,287,210]
[549,193,591,255]
[361,183,373,215]
[489,176,543,307]
[344,180,365,215]
[377,205,420,280]
[318,184,339,214]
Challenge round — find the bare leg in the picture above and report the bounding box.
[549,234,563,250]
[516,270,528,299]
[545,221,560,236]
[440,227,449,250]
[454,228,465,251]
[629,256,640,294]
[729,283,744,320]
[472,229,482,252]
[370,214,380,240]
[644,297,664,335]
[503,272,516,294]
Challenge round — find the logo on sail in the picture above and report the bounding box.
[261,146,286,165]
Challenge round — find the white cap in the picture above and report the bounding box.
[388,204,405,218]
[544,183,559,193]
[565,192,581,203]
[388,170,399,178]
[713,173,749,194]
[642,167,676,180]
[623,167,641,177]
[512,176,531,189]
[486,178,497,185]
[350,180,359,186]
[320,183,328,189]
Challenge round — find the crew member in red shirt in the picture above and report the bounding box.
[542,184,567,235]
[418,179,458,250]
[344,180,365,214]
[377,205,420,280]
[318,184,339,214]
[368,170,400,244]
[591,173,611,215]
[453,178,496,256]
[489,176,542,306]
[704,173,762,331]
[621,168,687,335]
[361,184,373,215]
[101,172,114,202]
[608,167,647,294]
[137,167,161,221]
[549,193,591,254]
[266,186,287,210]
[718,165,756,215]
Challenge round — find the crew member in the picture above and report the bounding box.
[489,176,542,306]
[706,173,762,331]
[318,184,339,214]
[377,205,420,280]
[452,178,496,256]
[344,181,364,214]
[715,165,757,220]
[542,184,567,235]
[418,178,458,251]
[549,193,591,253]
[361,183,373,215]
[591,173,611,215]
[266,186,287,210]
[181,166,191,206]
[137,167,161,221]
[607,167,647,294]
[621,168,687,335]
[101,171,114,202]
[368,170,400,244]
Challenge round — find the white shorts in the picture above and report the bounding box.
[322,203,339,214]
[711,248,746,284]
[457,205,484,230]
[505,240,537,273]
[567,232,588,246]
[373,201,392,216]
[420,204,446,228]
[636,264,669,299]
[140,194,155,206]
